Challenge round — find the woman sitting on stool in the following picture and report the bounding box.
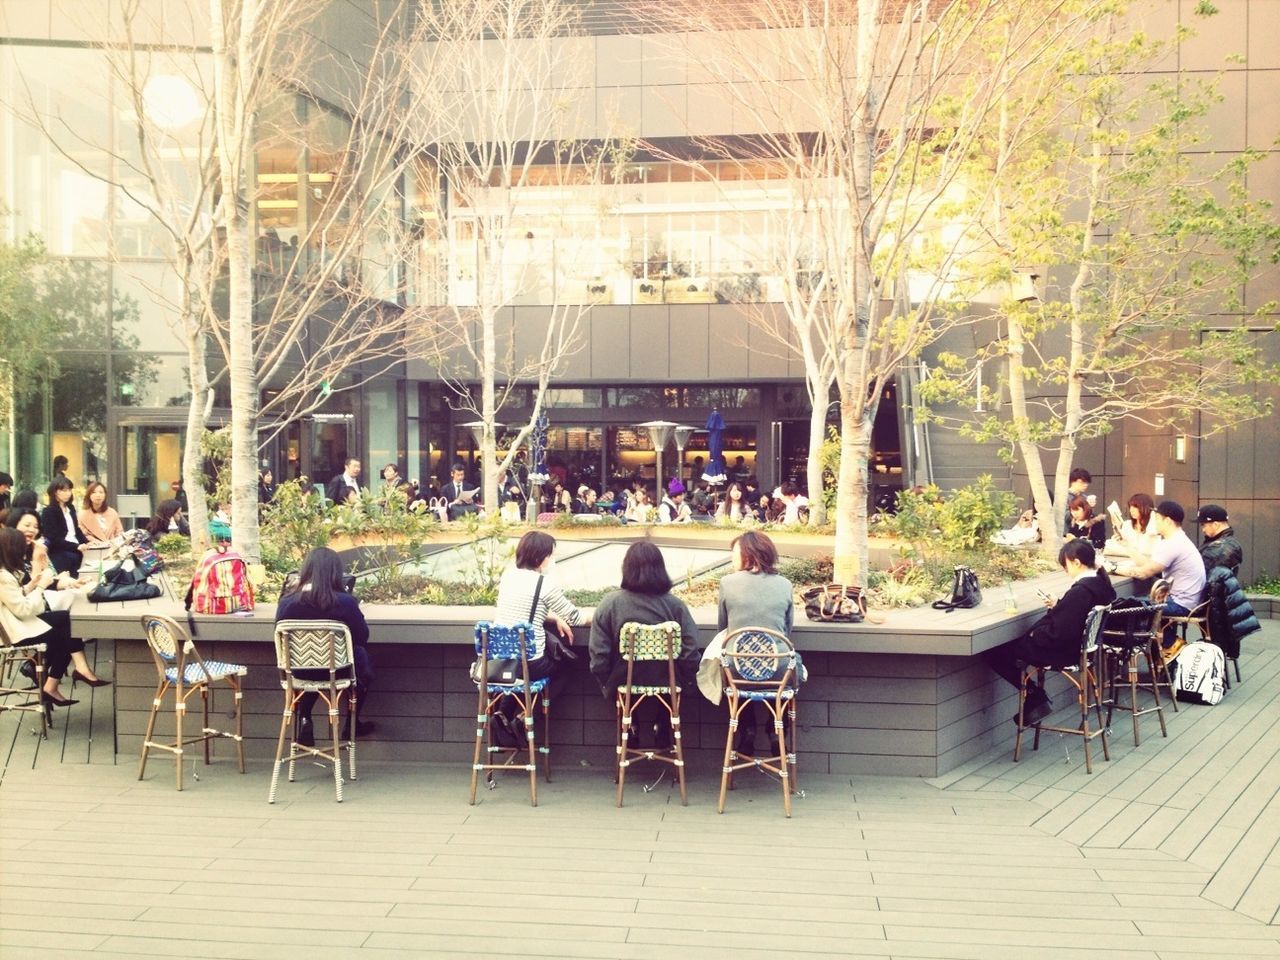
[276,547,375,746]
[984,538,1116,725]
[0,527,109,711]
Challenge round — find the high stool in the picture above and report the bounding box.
[469,621,548,806]
[615,621,687,807]
[1013,605,1110,774]
[717,627,799,817]
[1098,600,1168,746]
[138,614,246,791]
[269,619,359,803]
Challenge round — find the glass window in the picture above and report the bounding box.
[112,53,214,259]
[45,260,110,348]
[51,353,109,485]
[254,92,302,271]
[112,262,188,352]
[0,48,112,255]
[544,388,602,409]
[365,381,399,476]
[114,354,190,408]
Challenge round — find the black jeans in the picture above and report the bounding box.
[19,609,83,680]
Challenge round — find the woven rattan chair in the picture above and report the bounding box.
[137,614,246,791]
[1098,599,1168,746]
[469,621,548,806]
[0,620,48,738]
[1013,605,1110,774]
[718,627,798,817]
[615,620,687,807]
[269,619,358,803]
[1149,578,1204,704]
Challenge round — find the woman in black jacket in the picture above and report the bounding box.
[984,539,1116,724]
[40,477,88,577]
[275,547,375,745]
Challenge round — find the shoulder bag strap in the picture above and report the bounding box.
[528,574,544,623]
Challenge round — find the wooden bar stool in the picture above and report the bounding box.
[269,619,359,804]
[717,627,798,817]
[469,622,548,806]
[1013,605,1110,774]
[137,614,246,791]
[615,621,687,807]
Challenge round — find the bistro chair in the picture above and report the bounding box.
[469,621,548,806]
[1097,598,1168,746]
[614,621,687,807]
[718,627,798,817]
[1013,605,1110,774]
[269,619,359,804]
[1149,578,1206,704]
[137,614,246,791]
[0,620,48,738]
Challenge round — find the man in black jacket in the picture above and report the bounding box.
[1196,504,1243,576]
[325,458,361,505]
[984,539,1117,725]
[440,462,479,521]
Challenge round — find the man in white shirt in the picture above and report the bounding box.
[775,481,809,526]
[325,458,361,505]
[1116,499,1206,647]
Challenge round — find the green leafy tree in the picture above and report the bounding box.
[921,5,1280,557]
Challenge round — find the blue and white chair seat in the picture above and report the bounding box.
[164,660,248,685]
[630,684,679,695]
[485,676,549,695]
[728,686,796,701]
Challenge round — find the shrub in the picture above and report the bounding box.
[153,533,191,558]
[1250,572,1280,596]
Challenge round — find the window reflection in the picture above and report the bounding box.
[1,48,112,256]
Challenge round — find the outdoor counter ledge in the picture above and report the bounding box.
[70,569,1122,656]
[65,569,1134,777]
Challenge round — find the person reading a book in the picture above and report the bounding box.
[441,462,480,521]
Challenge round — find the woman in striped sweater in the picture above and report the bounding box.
[493,531,587,682]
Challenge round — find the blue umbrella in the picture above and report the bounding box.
[701,409,727,484]
[528,411,550,484]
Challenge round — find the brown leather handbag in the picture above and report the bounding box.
[802,584,867,623]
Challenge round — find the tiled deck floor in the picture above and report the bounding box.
[2,625,1279,959]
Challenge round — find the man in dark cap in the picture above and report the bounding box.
[1196,504,1243,577]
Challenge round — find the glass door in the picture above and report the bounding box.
[121,425,185,520]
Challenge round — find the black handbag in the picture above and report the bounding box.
[802,584,867,623]
[483,576,543,682]
[932,565,982,612]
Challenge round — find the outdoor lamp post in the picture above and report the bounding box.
[639,420,679,497]
[673,425,696,484]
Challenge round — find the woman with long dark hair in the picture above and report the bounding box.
[0,527,108,709]
[276,547,375,746]
[146,499,190,538]
[40,476,88,577]
[715,482,751,524]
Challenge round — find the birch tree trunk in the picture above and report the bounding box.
[183,330,212,553]
[805,396,828,526]
[210,0,262,562]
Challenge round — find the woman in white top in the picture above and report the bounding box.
[624,487,654,524]
[1111,492,1161,557]
[715,482,752,524]
[0,527,108,710]
[78,481,124,545]
[493,531,586,681]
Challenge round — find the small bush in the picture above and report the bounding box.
[153,533,191,558]
[1250,572,1280,596]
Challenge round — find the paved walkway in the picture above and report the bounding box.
[2,625,1278,959]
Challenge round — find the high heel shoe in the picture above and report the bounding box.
[42,691,80,708]
[72,671,110,688]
